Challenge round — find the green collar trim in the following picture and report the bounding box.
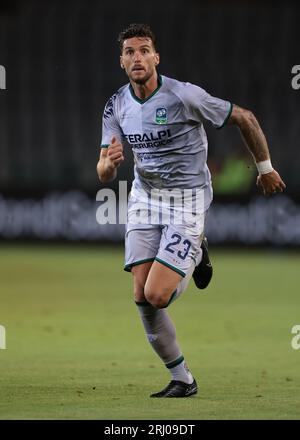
[129,75,162,104]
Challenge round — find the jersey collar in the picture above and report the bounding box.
[129,74,163,104]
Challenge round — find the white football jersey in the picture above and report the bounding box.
[101,75,232,212]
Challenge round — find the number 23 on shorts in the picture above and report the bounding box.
[165,233,191,261]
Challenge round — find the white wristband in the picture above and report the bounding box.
[256,159,273,175]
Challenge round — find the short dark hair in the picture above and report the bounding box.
[118,23,157,52]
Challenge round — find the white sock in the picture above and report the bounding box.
[195,247,203,266]
[169,360,194,384]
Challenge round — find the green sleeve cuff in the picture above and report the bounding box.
[216,102,233,130]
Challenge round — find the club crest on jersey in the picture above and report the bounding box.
[155,108,167,124]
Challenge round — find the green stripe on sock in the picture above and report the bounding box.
[166,355,184,369]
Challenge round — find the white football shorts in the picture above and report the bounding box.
[124,190,206,277]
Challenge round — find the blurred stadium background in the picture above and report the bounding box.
[0,0,299,244]
[0,0,299,420]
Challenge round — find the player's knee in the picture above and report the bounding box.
[133,282,146,303]
[144,287,171,309]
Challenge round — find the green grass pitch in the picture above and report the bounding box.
[0,245,299,420]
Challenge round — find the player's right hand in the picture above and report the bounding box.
[107,136,124,169]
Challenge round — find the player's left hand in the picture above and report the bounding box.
[256,169,286,195]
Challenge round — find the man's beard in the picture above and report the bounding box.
[131,71,152,85]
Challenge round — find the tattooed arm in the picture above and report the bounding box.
[228,105,286,195]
